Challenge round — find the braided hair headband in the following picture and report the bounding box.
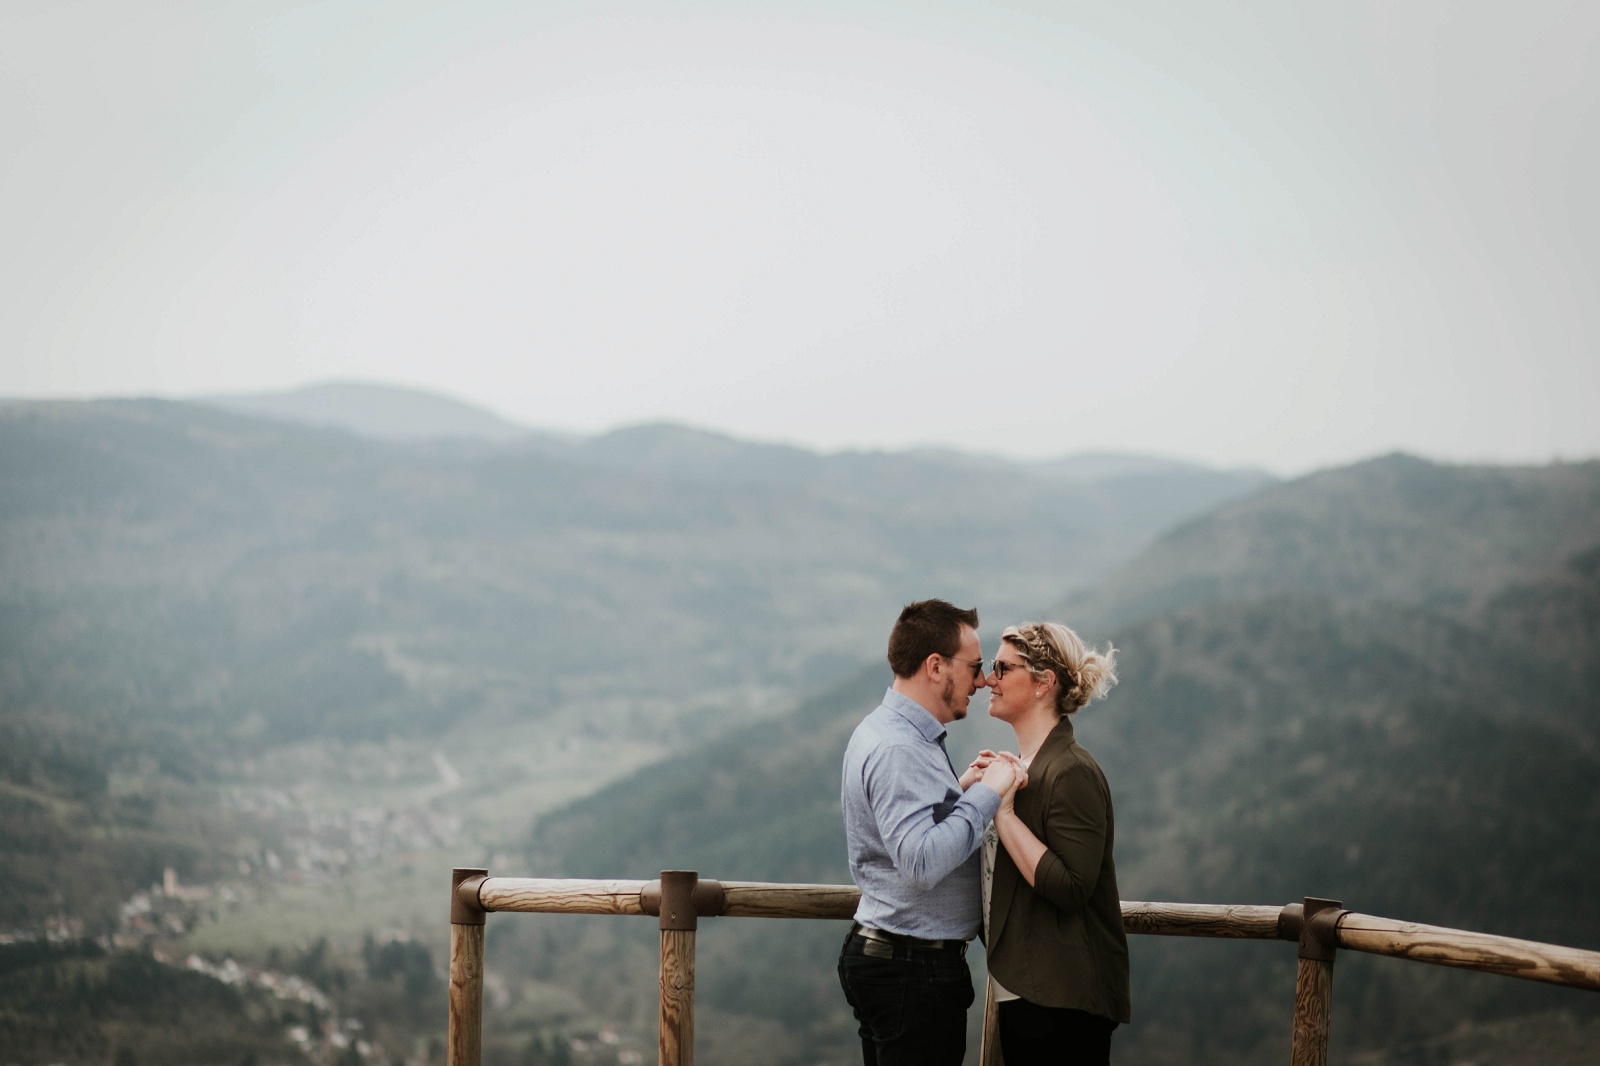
[1008,625,1080,691]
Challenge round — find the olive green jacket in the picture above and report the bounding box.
[986,715,1131,1022]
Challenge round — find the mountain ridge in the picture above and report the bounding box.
[198,380,535,441]
[0,394,1273,935]
[180,380,1277,484]
[6,398,1595,1064]
[1058,451,1600,632]
[521,451,1600,1065]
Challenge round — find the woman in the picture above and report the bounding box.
[981,621,1129,1064]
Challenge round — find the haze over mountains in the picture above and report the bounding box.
[1,389,1269,750]
[195,380,1260,484]
[0,389,1273,1064]
[1060,455,1600,634]
[2,388,1595,1064]
[529,454,1600,1065]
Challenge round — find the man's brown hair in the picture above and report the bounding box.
[887,599,980,678]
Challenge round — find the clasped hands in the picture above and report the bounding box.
[959,749,1028,805]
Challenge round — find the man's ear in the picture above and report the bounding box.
[922,652,944,680]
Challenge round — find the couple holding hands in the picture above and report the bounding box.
[839,599,1128,1066]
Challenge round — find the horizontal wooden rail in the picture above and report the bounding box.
[718,881,860,920]
[467,876,1600,993]
[1120,900,1285,939]
[452,871,1600,1066]
[478,877,651,916]
[475,877,860,918]
[1335,912,1600,992]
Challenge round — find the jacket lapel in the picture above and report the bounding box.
[989,717,1077,946]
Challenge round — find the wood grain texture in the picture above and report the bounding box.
[468,878,1600,996]
[1119,901,1284,939]
[1289,957,1335,1066]
[659,929,696,1066]
[1286,947,1337,1062]
[1336,912,1600,991]
[478,877,651,916]
[979,976,1004,1066]
[448,924,485,1066]
[717,881,860,920]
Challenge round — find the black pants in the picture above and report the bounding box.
[997,997,1118,1066]
[837,931,975,1066]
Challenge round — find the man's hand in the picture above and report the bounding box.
[995,753,1029,813]
[959,749,999,790]
[979,755,1022,796]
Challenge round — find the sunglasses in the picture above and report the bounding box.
[944,655,985,680]
[989,660,1033,680]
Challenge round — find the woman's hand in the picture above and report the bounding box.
[992,755,1045,887]
[960,749,998,790]
[979,754,1023,796]
[996,753,1028,813]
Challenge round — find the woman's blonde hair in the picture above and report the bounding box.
[999,621,1118,716]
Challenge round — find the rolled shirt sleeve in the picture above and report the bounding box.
[842,690,1001,939]
[865,743,1001,891]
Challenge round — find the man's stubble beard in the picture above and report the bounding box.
[942,674,965,720]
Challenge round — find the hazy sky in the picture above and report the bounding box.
[4,1,1597,472]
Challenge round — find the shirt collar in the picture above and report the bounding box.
[882,688,948,743]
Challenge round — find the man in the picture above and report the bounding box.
[838,599,1023,1066]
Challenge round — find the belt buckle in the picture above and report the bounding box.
[855,925,897,959]
[862,938,894,959]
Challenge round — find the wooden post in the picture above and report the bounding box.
[658,870,699,1066]
[1289,897,1343,1066]
[978,976,1004,1066]
[449,867,489,1066]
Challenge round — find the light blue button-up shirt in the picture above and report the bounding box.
[841,688,1002,940]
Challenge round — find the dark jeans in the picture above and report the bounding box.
[837,931,975,1066]
[997,997,1118,1066]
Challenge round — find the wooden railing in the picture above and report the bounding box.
[445,868,1600,1066]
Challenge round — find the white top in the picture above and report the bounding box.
[980,756,1031,1002]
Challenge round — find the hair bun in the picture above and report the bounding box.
[1000,621,1118,715]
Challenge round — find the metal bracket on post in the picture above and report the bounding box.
[1288,896,1345,1066]
[1276,902,1305,942]
[641,875,726,924]
[659,871,699,931]
[448,867,490,1066]
[1299,897,1344,963]
[656,871,704,1066]
[452,867,489,926]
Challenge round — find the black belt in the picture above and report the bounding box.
[850,923,968,957]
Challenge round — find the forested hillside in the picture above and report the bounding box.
[0,396,1267,1064]
[1060,453,1600,632]
[0,399,1266,749]
[525,455,1600,1066]
[8,396,1594,1064]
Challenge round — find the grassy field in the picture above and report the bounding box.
[182,715,669,959]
